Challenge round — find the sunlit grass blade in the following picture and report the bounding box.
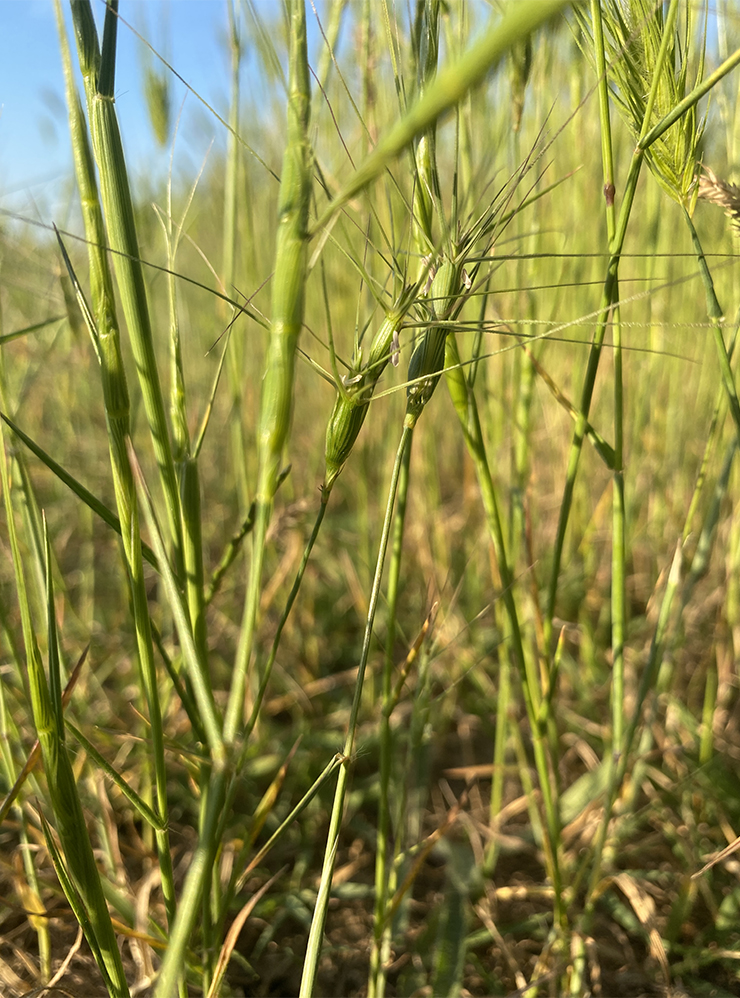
[0,420,130,995]
[444,330,564,924]
[313,0,568,232]
[54,10,180,931]
[224,0,312,744]
[39,809,118,997]
[70,0,184,570]
[235,752,344,887]
[301,423,413,998]
[0,411,159,570]
[128,443,224,763]
[65,722,166,832]
[0,645,87,827]
[128,439,227,996]
[0,317,65,346]
[206,870,283,998]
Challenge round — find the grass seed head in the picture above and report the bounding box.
[405,257,458,423]
[698,167,740,236]
[323,310,406,492]
[581,0,705,204]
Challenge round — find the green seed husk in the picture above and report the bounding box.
[71,0,184,571]
[225,0,311,739]
[405,258,458,425]
[323,309,404,493]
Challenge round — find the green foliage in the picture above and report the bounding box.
[3,2,740,997]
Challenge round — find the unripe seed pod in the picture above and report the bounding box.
[323,393,370,494]
[405,257,458,424]
[322,310,404,493]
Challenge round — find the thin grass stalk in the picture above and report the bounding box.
[248,500,328,738]
[507,37,534,570]
[130,444,228,997]
[580,539,683,918]
[579,11,740,923]
[300,422,413,998]
[128,445,224,761]
[570,7,625,985]
[0,412,159,570]
[193,493,330,930]
[56,0,180,933]
[224,0,311,744]
[444,332,564,924]
[0,305,61,641]
[222,0,250,512]
[58,236,179,930]
[233,752,344,890]
[484,638,513,876]
[589,9,740,914]
[315,0,347,105]
[0,359,53,650]
[602,283,740,852]
[157,165,213,985]
[304,295,455,993]
[313,0,568,232]
[0,429,130,997]
[543,145,643,657]
[682,310,740,541]
[682,206,740,443]
[577,348,738,921]
[637,43,740,154]
[154,767,229,998]
[66,722,165,831]
[158,190,214,974]
[181,456,207,665]
[410,0,441,267]
[468,273,516,882]
[21,815,54,979]
[590,5,627,765]
[70,0,184,573]
[39,811,117,995]
[545,0,689,653]
[368,12,440,986]
[368,436,412,998]
[163,227,189,470]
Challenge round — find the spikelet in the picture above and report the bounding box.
[698,167,740,236]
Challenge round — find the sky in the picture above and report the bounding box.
[0,0,295,217]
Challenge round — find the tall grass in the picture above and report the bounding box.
[3,1,740,995]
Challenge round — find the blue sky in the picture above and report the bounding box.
[0,1,298,215]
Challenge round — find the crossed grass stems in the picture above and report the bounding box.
[2,0,740,995]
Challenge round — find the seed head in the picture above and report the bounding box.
[698,167,740,236]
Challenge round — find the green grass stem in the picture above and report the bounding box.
[444,331,564,926]
[312,0,568,233]
[222,0,250,513]
[300,422,413,998]
[224,0,311,744]
[0,427,130,997]
[57,0,180,931]
[71,0,184,573]
[368,428,412,998]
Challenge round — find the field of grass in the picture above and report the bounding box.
[2,1,740,995]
